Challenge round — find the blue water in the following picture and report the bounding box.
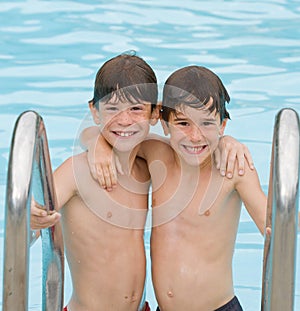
[0,0,300,310]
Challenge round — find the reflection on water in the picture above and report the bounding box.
[0,1,299,310]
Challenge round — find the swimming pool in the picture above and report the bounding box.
[0,0,299,310]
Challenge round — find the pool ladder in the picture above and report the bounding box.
[261,108,300,310]
[2,111,64,311]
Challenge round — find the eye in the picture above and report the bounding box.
[176,121,190,127]
[130,105,144,111]
[105,106,118,112]
[201,120,217,127]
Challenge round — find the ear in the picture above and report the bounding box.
[160,118,170,136]
[219,118,227,136]
[89,100,100,125]
[150,104,160,126]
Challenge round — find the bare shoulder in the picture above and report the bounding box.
[53,152,88,204]
[233,163,264,201]
[53,152,88,191]
[233,163,260,187]
[55,152,87,175]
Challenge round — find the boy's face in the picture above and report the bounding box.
[164,98,226,166]
[90,95,158,152]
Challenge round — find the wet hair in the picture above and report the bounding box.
[92,52,158,111]
[161,66,230,123]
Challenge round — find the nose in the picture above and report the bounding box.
[189,125,204,142]
[117,109,133,126]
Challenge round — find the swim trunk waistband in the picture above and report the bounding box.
[64,301,151,311]
[156,296,242,311]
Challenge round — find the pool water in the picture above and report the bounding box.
[0,1,299,310]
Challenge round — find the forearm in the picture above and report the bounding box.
[79,126,100,150]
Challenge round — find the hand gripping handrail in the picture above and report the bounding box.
[261,108,300,310]
[2,111,64,311]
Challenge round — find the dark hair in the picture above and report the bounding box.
[92,52,158,111]
[161,66,230,123]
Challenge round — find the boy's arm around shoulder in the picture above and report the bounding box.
[31,156,77,229]
[139,134,175,164]
[234,164,267,235]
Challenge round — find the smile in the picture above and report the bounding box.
[182,145,207,154]
[113,131,137,137]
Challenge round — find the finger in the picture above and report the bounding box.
[87,151,98,180]
[109,162,117,188]
[236,149,245,175]
[214,149,221,170]
[244,146,255,170]
[96,165,106,189]
[225,150,236,178]
[102,165,113,191]
[31,200,47,216]
[31,213,61,229]
[219,145,228,177]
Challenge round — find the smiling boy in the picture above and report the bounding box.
[31,53,159,311]
[145,66,267,310]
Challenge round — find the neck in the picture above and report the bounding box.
[174,153,213,175]
[200,155,212,171]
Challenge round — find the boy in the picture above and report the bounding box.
[147,66,267,310]
[84,66,267,310]
[31,53,160,311]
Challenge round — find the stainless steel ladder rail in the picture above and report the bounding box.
[2,111,64,311]
[261,108,300,311]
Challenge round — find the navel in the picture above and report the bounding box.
[107,211,112,218]
[167,290,174,298]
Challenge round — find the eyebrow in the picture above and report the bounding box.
[173,116,216,122]
[104,101,146,106]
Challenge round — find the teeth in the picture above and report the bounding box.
[184,146,204,153]
[115,131,134,137]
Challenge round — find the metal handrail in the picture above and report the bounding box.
[261,108,300,310]
[2,111,64,311]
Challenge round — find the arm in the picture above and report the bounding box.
[80,126,122,191]
[235,165,267,235]
[83,128,255,189]
[31,157,77,229]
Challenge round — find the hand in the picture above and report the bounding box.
[31,198,61,229]
[87,133,123,191]
[214,135,254,178]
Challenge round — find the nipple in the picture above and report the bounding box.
[107,211,112,218]
[204,210,210,216]
[167,291,174,298]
